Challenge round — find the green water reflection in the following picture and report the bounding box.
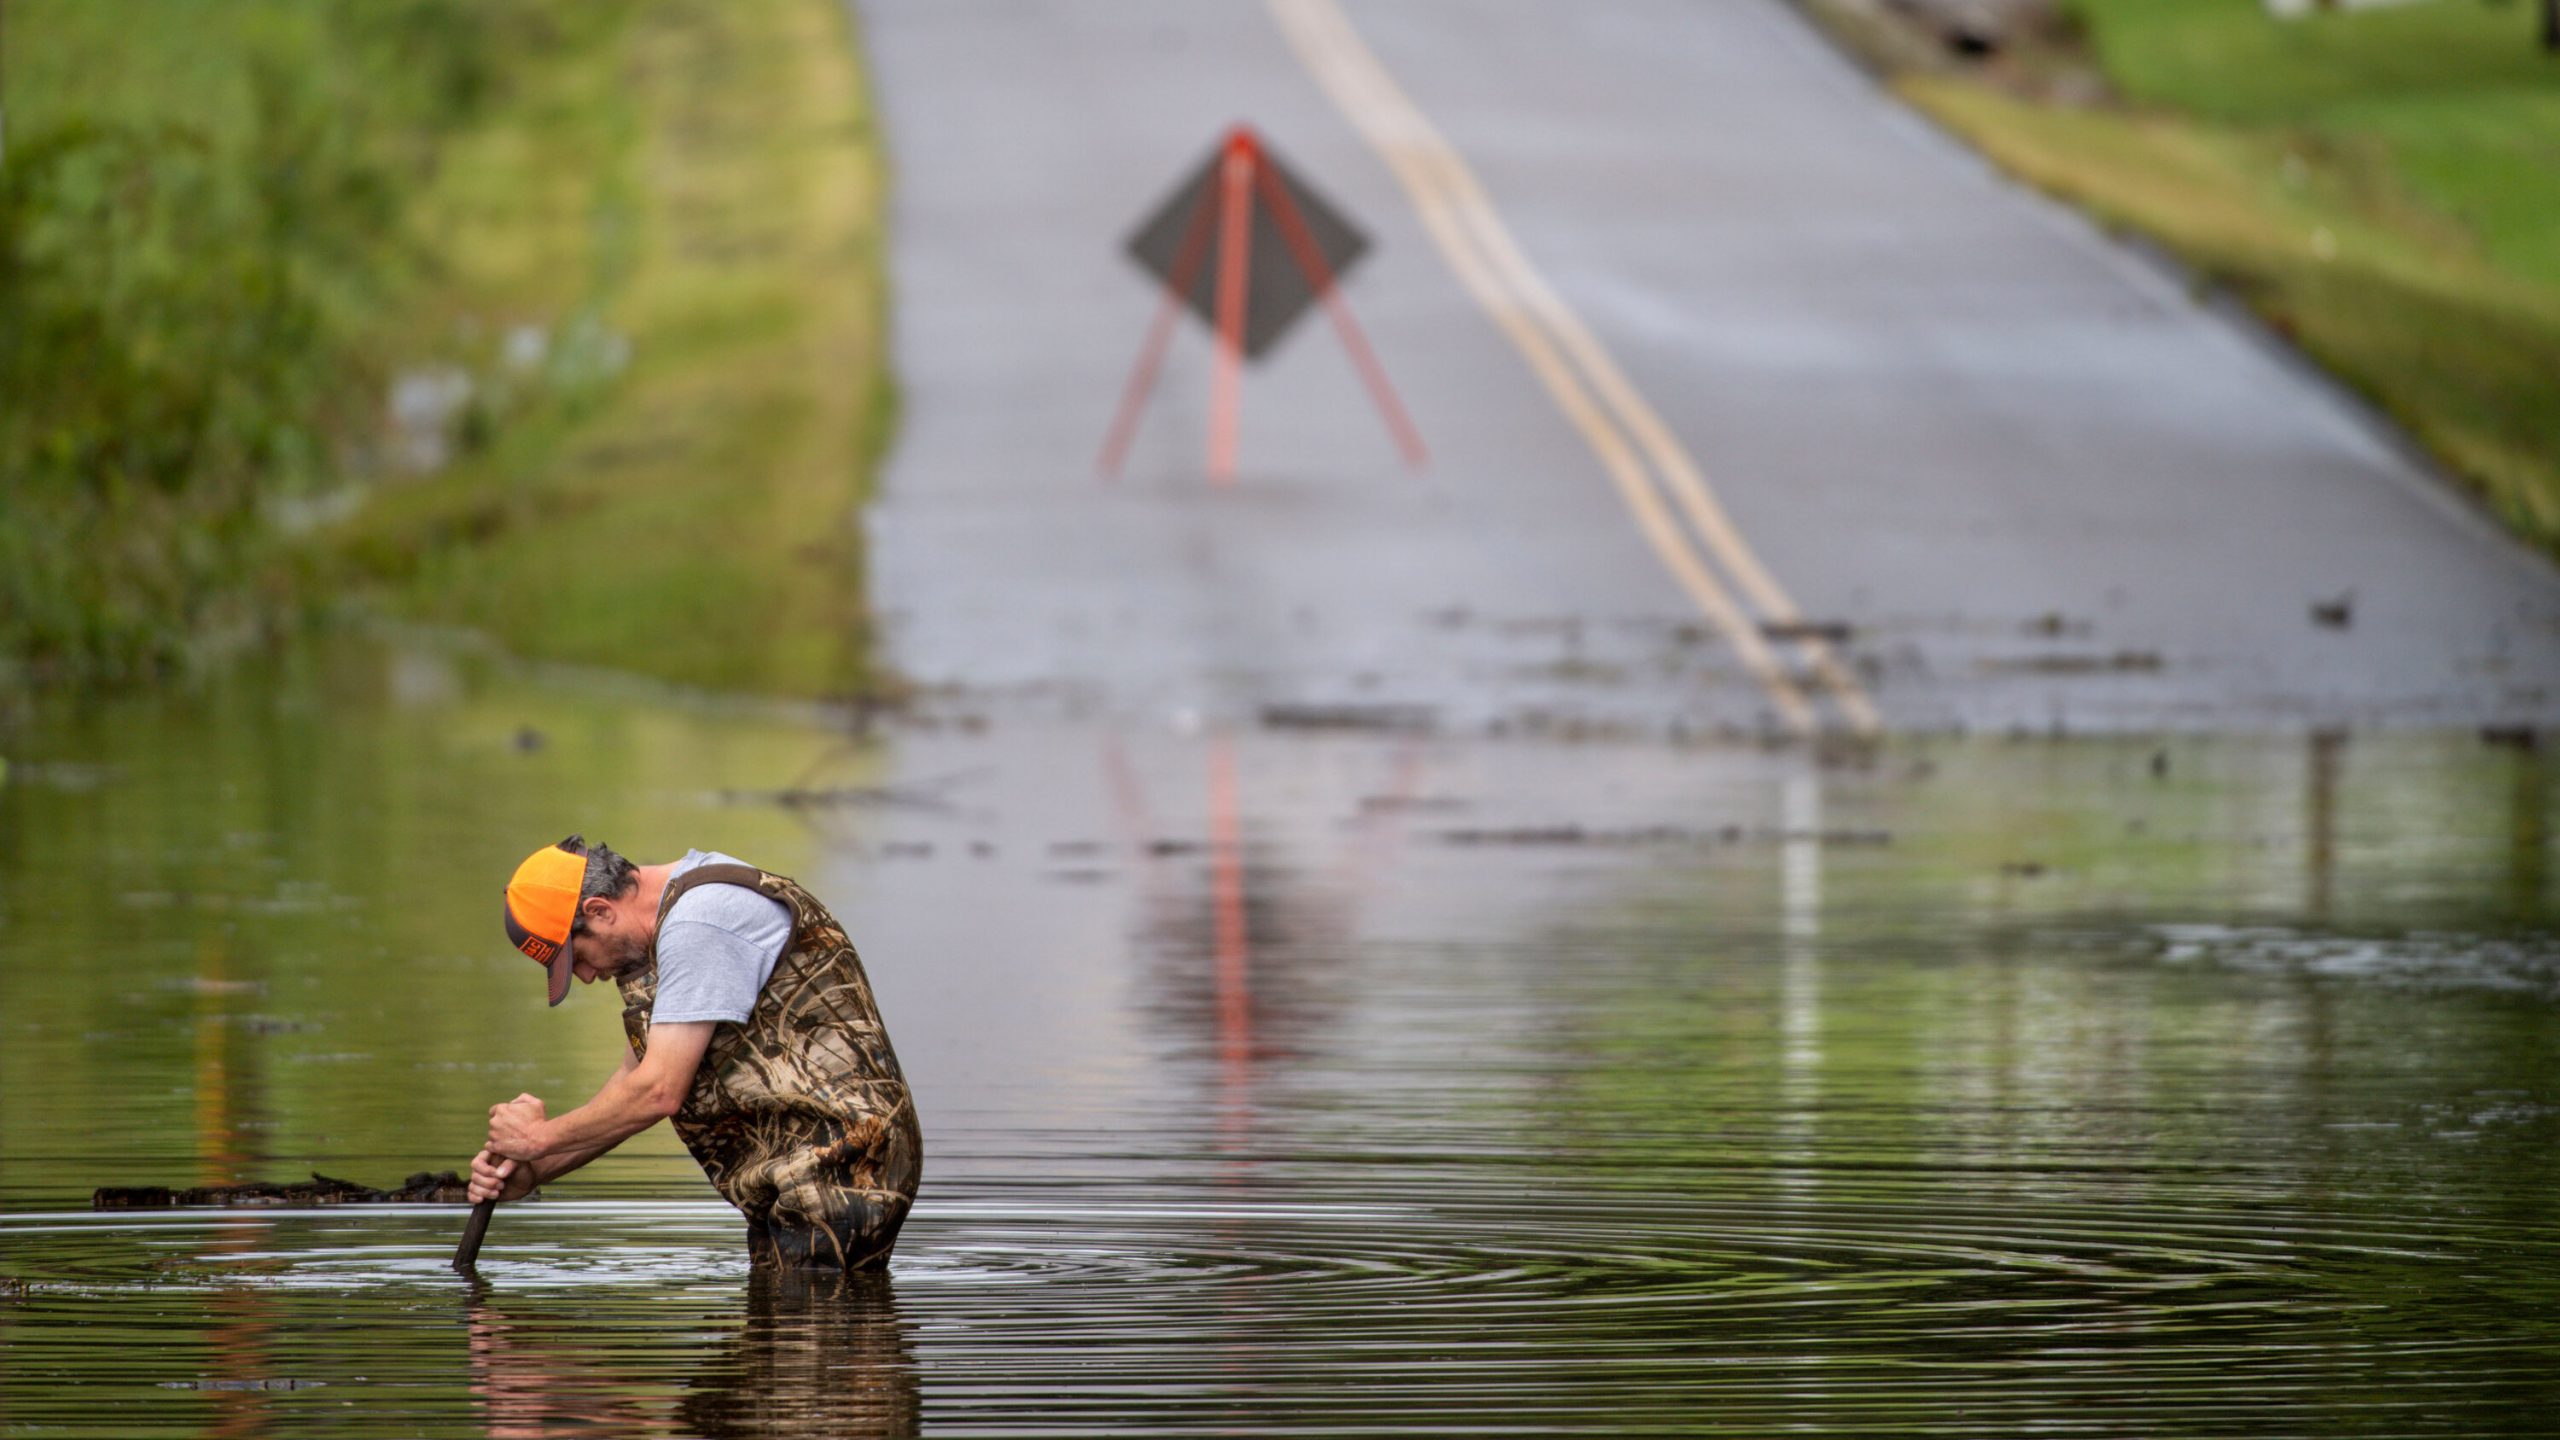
[0,638,870,1205]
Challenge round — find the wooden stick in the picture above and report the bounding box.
[452,1198,496,1273]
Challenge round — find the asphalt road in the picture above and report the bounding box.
[856,0,2560,735]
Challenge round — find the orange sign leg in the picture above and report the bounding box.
[1098,156,1226,480]
[1253,153,1428,472]
[1206,132,1258,486]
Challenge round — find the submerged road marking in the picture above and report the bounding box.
[1269,0,1881,738]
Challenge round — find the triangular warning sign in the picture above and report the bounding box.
[1100,125,1423,483]
[1124,135,1369,362]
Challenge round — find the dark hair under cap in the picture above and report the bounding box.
[557,834,639,905]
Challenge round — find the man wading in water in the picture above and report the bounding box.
[467,837,921,1268]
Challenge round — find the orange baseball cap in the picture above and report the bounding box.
[503,839,587,1007]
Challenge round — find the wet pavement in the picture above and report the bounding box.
[860,0,2560,734]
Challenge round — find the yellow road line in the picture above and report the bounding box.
[1268,0,1808,734]
[1269,0,1881,738]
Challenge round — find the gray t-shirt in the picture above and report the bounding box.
[651,850,793,1026]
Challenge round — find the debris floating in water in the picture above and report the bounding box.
[92,1171,474,1209]
[1435,824,1891,849]
[1258,703,1437,734]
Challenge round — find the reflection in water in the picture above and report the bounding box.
[191,932,266,1188]
[679,1270,917,1440]
[466,1269,917,1440]
[1777,769,1821,1193]
[466,1290,653,1439]
[7,643,2560,1434]
[2508,741,2549,925]
[1118,729,1432,1153]
[1120,742,1293,1058]
[1206,734,1252,1158]
[2307,728,2344,919]
[201,1233,280,1440]
[191,936,280,1440]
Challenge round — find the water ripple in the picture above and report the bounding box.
[8,1177,2554,1436]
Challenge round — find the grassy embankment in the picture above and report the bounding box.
[333,0,893,699]
[2,1,497,686]
[0,0,889,699]
[1857,0,2560,552]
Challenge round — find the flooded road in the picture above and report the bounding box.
[7,639,2560,1433]
[9,0,2560,1430]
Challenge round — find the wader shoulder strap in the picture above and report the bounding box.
[653,863,800,951]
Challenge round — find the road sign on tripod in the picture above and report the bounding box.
[1099,125,1427,485]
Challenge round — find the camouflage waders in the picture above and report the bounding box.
[617,865,921,1268]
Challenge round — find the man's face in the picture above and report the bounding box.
[564,896,653,987]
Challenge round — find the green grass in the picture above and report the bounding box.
[2076,0,2560,286]
[1899,0,2560,552]
[2072,0,2551,116]
[0,0,888,700]
[330,0,891,700]
[0,2,555,685]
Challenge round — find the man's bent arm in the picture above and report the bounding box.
[489,1022,717,1174]
[472,1049,639,1201]
[513,1049,638,1186]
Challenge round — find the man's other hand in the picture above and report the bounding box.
[486,1093,550,1164]
[467,1146,536,1204]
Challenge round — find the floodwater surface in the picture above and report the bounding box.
[5,639,2560,1435]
